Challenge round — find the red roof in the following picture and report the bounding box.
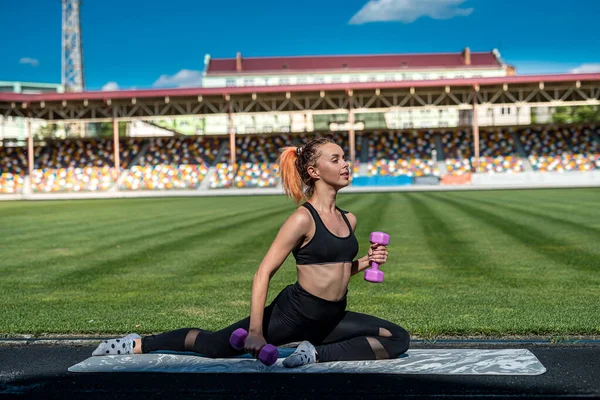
[207,52,501,75]
[1,73,598,103]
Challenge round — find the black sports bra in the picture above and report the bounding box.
[292,202,359,265]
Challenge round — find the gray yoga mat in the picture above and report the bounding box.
[69,349,546,375]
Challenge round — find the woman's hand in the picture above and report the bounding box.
[244,332,267,359]
[368,243,388,265]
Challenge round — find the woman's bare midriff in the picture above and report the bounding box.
[296,262,353,302]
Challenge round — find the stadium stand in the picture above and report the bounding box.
[366,131,439,177]
[557,126,600,171]
[476,128,524,174]
[0,146,45,194]
[1,124,598,194]
[441,130,473,175]
[0,173,24,194]
[209,134,285,189]
[441,128,524,175]
[210,163,234,189]
[122,136,224,190]
[518,127,600,172]
[232,134,290,189]
[32,138,147,193]
[210,132,360,189]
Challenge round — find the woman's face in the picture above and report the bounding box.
[309,143,351,188]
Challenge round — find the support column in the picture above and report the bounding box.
[228,100,237,187]
[472,94,480,173]
[113,119,121,183]
[27,117,34,194]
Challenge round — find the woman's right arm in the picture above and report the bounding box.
[248,209,311,335]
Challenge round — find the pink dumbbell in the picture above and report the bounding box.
[364,231,390,283]
[229,328,279,366]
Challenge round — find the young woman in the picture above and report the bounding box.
[92,137,410,367]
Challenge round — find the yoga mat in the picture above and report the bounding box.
[69,349,546,375]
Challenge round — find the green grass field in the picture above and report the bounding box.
[1,188,599,339]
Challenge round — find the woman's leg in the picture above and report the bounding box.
[140,293,308,358]
[313,311,410,362]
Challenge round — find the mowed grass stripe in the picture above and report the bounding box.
[496,189,600,218]
[394,192,598,335]
[403,193,510,284]
[45,203,296,286]
[338,192,394,252]
[470,196,600,238]
[0,200,284,276]
[0,206,204,246]
[451,189,600,225]
[0,191,599,336]
[178,194,368,288]
[344,193,438,314]
[62,205,293,286]
[1,196,369,333]
[428,192,600,274]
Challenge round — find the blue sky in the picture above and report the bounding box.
[3,0,599,91]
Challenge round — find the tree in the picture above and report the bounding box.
[34,124,58,141]
[551,105,600,124]
[573,106,600,123]
[552,106,572,124]
[93,121,128,138]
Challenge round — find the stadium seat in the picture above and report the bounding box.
[368,131,439,177]
[442,130,473,175]
[126,136,225,190]
[518,127,598,172]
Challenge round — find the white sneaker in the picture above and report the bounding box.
[282,341,317,368]
[92,333,141,356]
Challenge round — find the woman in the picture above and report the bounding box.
[92,137,410,367]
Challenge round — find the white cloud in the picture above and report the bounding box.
[349,0,473,24]
[513,62,578,75]
[102,81,120,91]
[153,69,203,88]
[20,57,39,67]
[570,64,600,74]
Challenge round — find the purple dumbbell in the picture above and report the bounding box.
[364,231,390,283]
[229,328,279,366]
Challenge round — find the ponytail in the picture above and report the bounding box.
[278,146,304,205]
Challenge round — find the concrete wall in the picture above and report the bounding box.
[471,170,600,185]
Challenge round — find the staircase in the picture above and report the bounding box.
[22,176,32,196]
[560,128,575,152]
[127,140,150,167]
[358,135,370,177]
[199,140,230,191]
[434,133,448,174]
[113,139,150,192]
[34,144,52,169]
[199,167,216,190]
[212,140,230,167]
[590,128,600,146]
[510,131,534,172]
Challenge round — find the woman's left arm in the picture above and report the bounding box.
[346,212,388,277]
[351,256,371,276]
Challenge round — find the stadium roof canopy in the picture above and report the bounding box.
[0,73,599,122]
[205,50,502,75]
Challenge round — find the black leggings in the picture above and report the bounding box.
[141,281,410,362]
